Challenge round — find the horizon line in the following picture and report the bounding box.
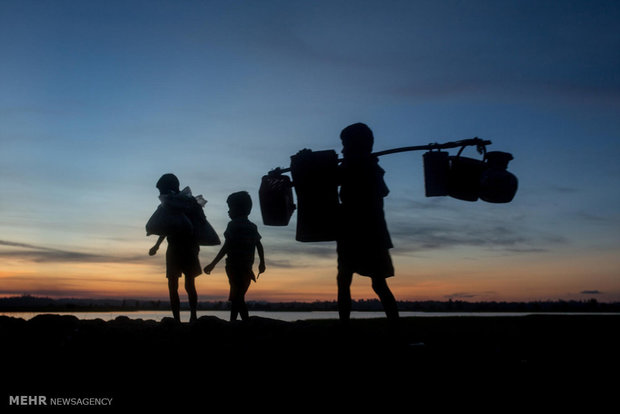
[1,294,616,305]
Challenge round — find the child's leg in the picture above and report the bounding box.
[236,279,251,321]
[185,276,198,322]
[230,300,239,322]
[238,299,249,321]
[337,271,353,323]
[230,298,247,322]
[168,277,181,322]
[371,277,399,322]
[227,276,239,321]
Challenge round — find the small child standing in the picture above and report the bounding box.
[204,191,265,322]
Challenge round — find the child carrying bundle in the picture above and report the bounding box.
[146,173,220,322]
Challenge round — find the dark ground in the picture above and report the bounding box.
[2,314,619,410]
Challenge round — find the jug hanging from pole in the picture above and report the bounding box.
[479,151,518,203]
[448,144,487,202]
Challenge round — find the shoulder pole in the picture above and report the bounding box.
[269,137,492,175]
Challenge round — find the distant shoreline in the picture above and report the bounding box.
[1,294,619,313]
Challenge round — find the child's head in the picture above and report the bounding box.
[156,173,180,195]
[227,191,252,219]
[340,122,374,157]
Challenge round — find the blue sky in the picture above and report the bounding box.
[1,0,619,301]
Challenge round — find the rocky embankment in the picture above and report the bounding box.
[2,314,618,409]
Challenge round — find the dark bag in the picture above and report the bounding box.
[259,174,296,226]
[184,197,221,246]
[290,149,339,242]
[423,150,450,197]
[145,205,193,237]
[146,188,221,246]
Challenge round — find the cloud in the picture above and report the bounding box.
[580,290,602,295]
[443,291,499,300]
[388,220,535,253]
[575,212,612,224]
[257,195,568,264]
[0,274,165,299]
[0,239,147,264]
[383,198,568,255]
[264,241,337,268]
[548,185,581,194]
[264,258,298,269]
[260,225,337,266]
[0,240,42,249]
[445,292,478,299]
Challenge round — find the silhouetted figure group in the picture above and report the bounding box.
[149,182,263,323]
[148,123,399,327]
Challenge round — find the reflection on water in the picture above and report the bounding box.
[1,310,617,322]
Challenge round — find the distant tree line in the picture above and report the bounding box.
[1,295,619,313]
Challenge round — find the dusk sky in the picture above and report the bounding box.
[1,0,619,303]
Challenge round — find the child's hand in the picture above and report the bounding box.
[204,263,215,274]
[149,246,158,256]
[258,262,266,277]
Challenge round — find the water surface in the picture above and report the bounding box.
[2,310,617,322]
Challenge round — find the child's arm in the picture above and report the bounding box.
[256,240,266,278]
[204,241,228,274]
[149,236,165,256]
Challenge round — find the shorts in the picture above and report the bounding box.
[166,244,202,279]
[337,240,394,278]
[225,265,255,301]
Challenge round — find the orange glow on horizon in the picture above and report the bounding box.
[1,248,619,302]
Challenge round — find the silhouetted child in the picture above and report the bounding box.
[336,123,399,326]
[148,173,201,323]
[204,191,265,322]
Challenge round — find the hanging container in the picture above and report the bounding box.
[479,151,518,203]
[290,149,339,242]
[448,145,486,202]
[423,150,450,197]
[259,173,296,226]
